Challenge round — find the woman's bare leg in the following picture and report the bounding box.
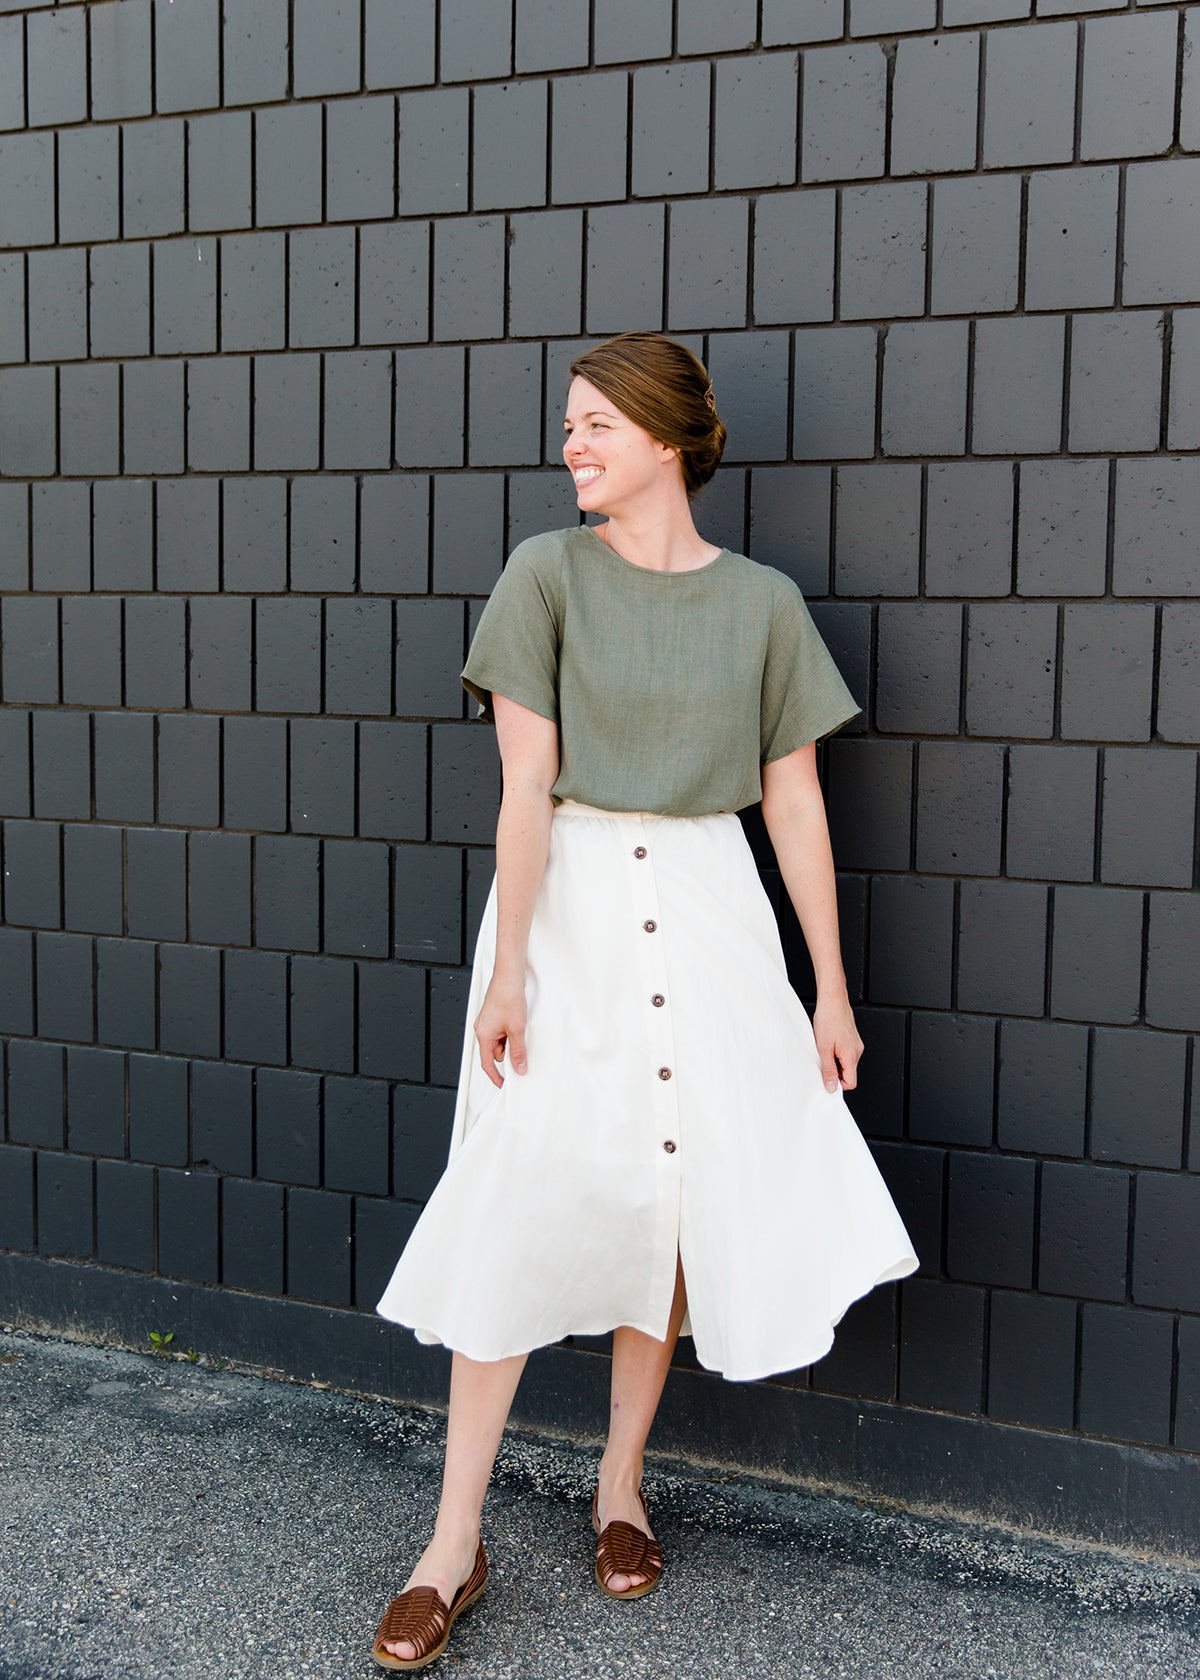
[380,1349,526,1660]
[594,1253,688,1593]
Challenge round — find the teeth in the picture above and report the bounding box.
[574,467,603,484]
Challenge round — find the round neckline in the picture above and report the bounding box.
[581,523,730,578]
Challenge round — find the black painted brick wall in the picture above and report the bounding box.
[0,0,1197,1476]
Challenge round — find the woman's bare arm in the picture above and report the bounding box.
[474,694,560,1088]
[760,742,863,1093]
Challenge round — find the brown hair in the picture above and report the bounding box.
[569,332,727,499]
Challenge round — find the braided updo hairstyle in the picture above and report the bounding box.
[569,332,727,500]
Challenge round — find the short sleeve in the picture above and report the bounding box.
[461,538,561,725]
[760,573,861,762]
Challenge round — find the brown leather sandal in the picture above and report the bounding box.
[592,1488,664,1600]
[371,1541,488,1670]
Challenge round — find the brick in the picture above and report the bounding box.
[1123,160,1200,306]
[908,1012,995,1146]
[881,324,966,457]
[254,837,319,954]
[223,0,290,105]
[2,597,58,705]
[128,1053,189,1165]
[676,0,756,53]
[839,1005,905,1141]
[159,945,221,1058]
[0,367,55,476]
[324,1076,391,1196]
[188,110,252,232]
[188,832,251,947]
[867,876,955,1011]
[223,949,288,1066]
[761,0,842,43]
[1180,1318,1200,1452]
[753,190,835,326]
[632,63,711,198]
[32,713,89,821]
[324,352,392,472]
[867,1141,940,1278]
[1024,167,1119,313]
[90,0,152,119]
[433,217,505,343]
[359,723,427,842]
[126,829,186,942]
[1069,313,1163,454]
[971,316,1065,456]
[898,1278,985,1414]
[62,598,121,708]
[393,347,464,470]
[191,1062,253,1176]
[254,104,323,228]
[430,724,500,846]
[839,182,927,321]
[221,479,285,593]
[290,720,356,837]
[1041,1161,1131,1302]
[31,483,89,592]
[64,826,123,937]
[468,345,543,468]
[27,247,88,362]
[439,0,510,80]
[947,1154,1035,1289]
[1112,457,1200,599]
[958,880,1048,1017]
[156,479,220,591]
[360,477,429,595]
[748,466,832,596]
[35,931,94,1045]
[802,43,887,183]
[929,174,1019,316]
[357,223,428,345]
[1133,1173,1200,1313]
[0,18,23,128]
[428,966,471,1085]
[432,475,505,596]
[832,465,919,598]
[398,87,469,216]
[1016,459,1109,598]
[7,1040,63,1148]
[393,845,462,963]
[220,715,285,833]
[915,742,1003,876]
[875,604,962,735]
[125,597,187,710]
[157,1166,220,1283]
[582,205,660,334]
[288,227,356,349]
[545,75,626,213]
[154,0,219,112]
[965,604,1058,740]
[0,133,54,249]
[811,605,870,736]
[508,473,577,559]
[705,333,789,465]
[157,715,220,828]
[94,714,155,824]
[0,712,29,825]
[325,599,393,718]
[358,959,426,1080]
[891,32,978,176]
[94,1159,153,1272]
[504,211,580,338]
[1145,893,1200,1034]
[1079,1303,1173,1446]
[353,2,428,87]
[123,361,186,476]
[220,233,285,351]
[0,253,23,362]
[92,483,152,593]
[326,95,395,222]
[58,125,120,245]
[983,22,1077,168]
[792,327,876,462]
[1168,309,1200,451]
[1005,745,1098,884]
[89,243,151,357]
[60,364,121,478]
[827,741,912,873]
[1050,886,1144,1027]
[714,53,798,192]
[37,1151,93,1261]
[1060,605,1155,744]
[1185,8,1200,153]
[221,1176,284,1293]
[256,1067,320,1183]
[1081,12,1177,161]
[287,1186,353,1303]
[1157,607,1200,744]
[289,955,355,1074]
[997,1018,1088,1157]
[26,5,87,126]
[987,1292,1076,1433]
[187,357,251,473]
[592,0,671,60]
[153,236,217,355]
[66,1046,125,1156]
[122,117,186,238]
[253,354,320,471]
[852,0,936,28]
[322,839,389,960]
[668,199,750,332]
[293,0,360,96]
[472,80,547,214]
[810,1284,896,1402]
[1101,749,1196,890]
[0,926,32,1035]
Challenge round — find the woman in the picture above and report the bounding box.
[371,332,918,1669]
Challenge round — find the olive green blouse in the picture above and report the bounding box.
[461,525,860,817]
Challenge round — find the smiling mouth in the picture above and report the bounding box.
[573,467,604,485]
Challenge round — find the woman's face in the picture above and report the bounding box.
[562,375,677,514]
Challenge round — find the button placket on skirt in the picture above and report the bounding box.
[623,816,683,1333]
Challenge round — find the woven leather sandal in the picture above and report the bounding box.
[371,1541,488,1671]
[592,1488,664,1601]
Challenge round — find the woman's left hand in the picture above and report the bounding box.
[812,991,864,1093]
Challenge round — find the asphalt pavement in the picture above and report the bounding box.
[2,1323,1198,1680]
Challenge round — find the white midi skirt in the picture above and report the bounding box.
[375,800,918,1383]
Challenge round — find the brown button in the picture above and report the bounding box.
[651,993,665,1008]
[658,1066,672,1081]
[663,1140,677,1154]
[633,846,647,859]
[642,919,657,933]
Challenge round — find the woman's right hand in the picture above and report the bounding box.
[474,975,528,1088]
